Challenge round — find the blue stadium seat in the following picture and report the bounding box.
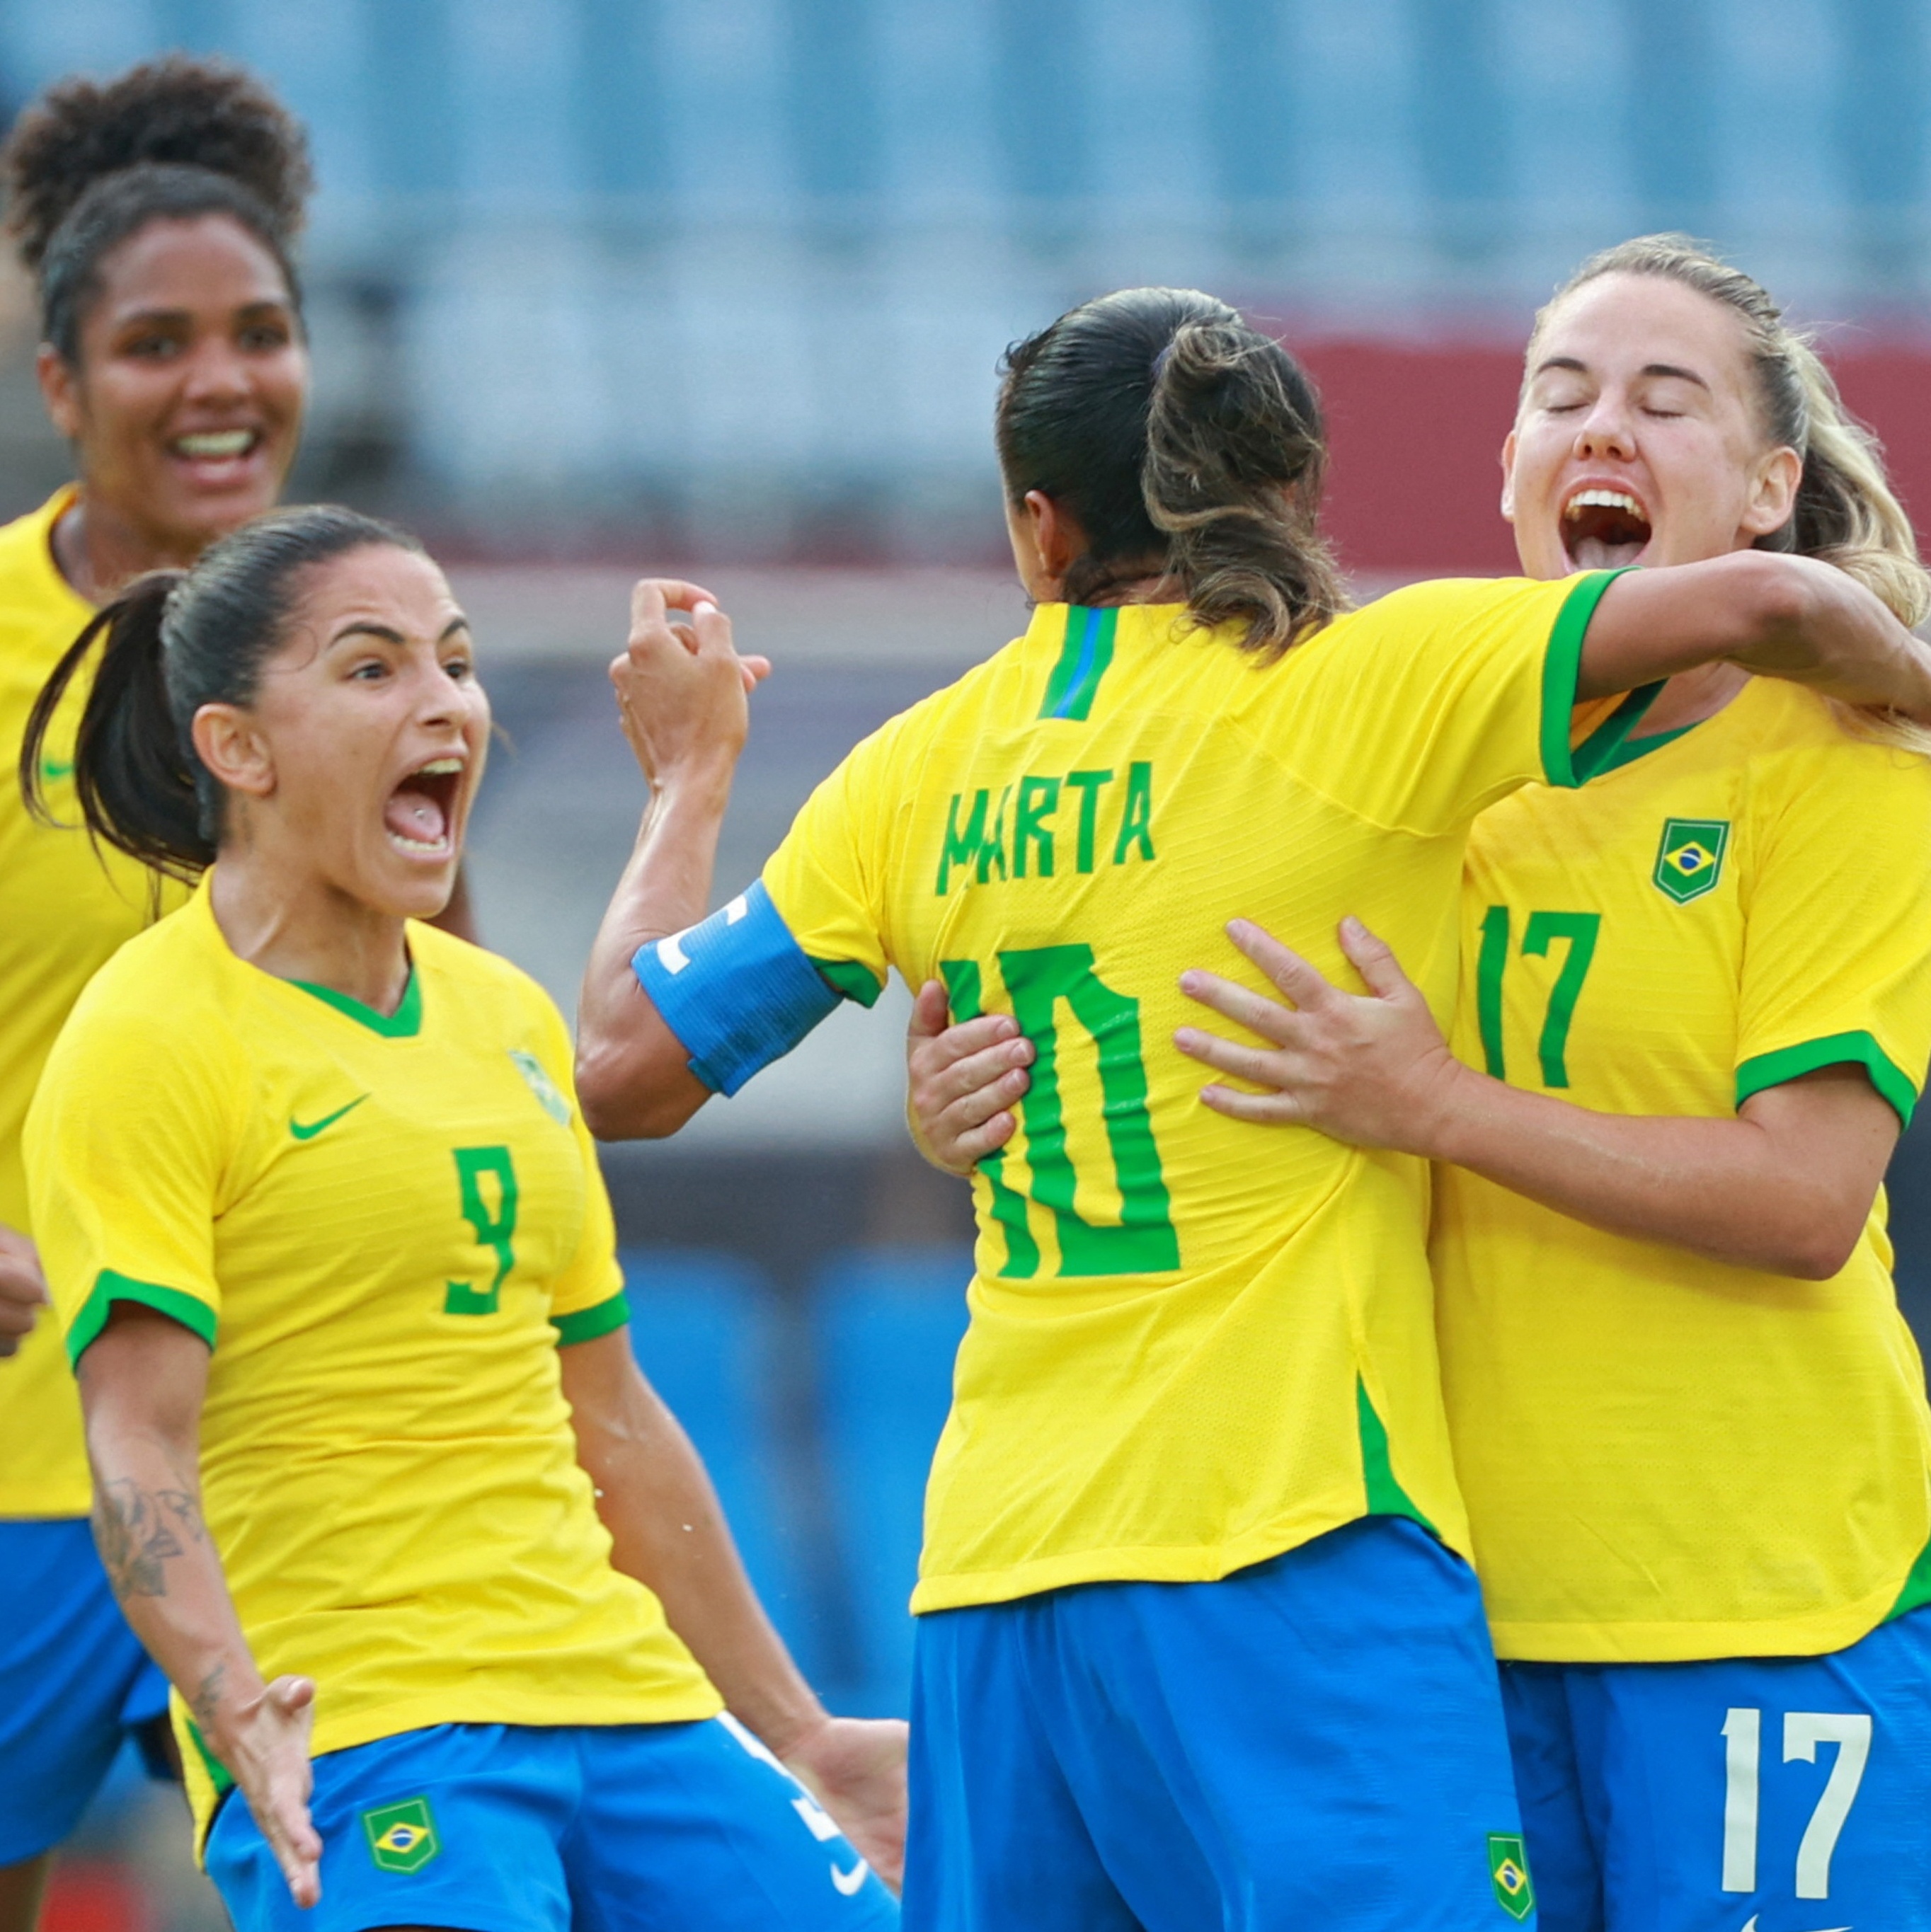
[618,1248,824,1686]
[813,1247,974,1717]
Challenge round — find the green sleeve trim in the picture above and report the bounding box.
[1540,568,1634,789]
[1356,1376,1437,1533]
[1889,1532,1931,1621]
[67,1269,218,1366]
[551,1290,631,1347]
[185,1718,235,1798]
[290,968,423,1037]
[1569,679,1663,783]
[809,957,885,1008]
[1594,720,1692,776]
[1736,1030,1918,1130]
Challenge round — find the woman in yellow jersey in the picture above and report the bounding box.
[0,58,320,1928]
[569,286,1931,1932]
[23,506,904,1932]
[1066,241,1931,1930]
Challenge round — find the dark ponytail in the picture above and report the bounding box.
[23,574,202,875]
[995,287,1345,660]
[22,505,424,882]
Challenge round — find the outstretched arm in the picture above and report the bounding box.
[560,1330,907,1890]
[78,1306,322,1907]
[1174,919,1899,1280]
[575,582,770,1141]
[1578,551,1931,716]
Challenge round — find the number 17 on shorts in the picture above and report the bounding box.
[1720,1707,1869,1907]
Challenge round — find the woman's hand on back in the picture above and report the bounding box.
[905,980,1035,1175]
[0,1225,47,1356]
[1174,918,1467,1155]
[609,580,771,797]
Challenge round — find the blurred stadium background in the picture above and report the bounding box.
[9,4,1931,1926]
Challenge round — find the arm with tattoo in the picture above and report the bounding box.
[79,1304,323,1908]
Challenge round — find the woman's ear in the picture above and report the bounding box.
[1028,491,1092,585]
[192,702,274,800]
[1741,443,1804,539]
[1499,430,1518,524]
[37,345,81,442]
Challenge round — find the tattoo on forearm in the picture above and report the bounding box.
[93,1480,205,1600]
[190,1660,227,1733]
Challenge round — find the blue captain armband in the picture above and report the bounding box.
[632,880,859,1096]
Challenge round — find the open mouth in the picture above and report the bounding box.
[170,428,262,465]
[1562,488,1652,569]
[384,757,464,858]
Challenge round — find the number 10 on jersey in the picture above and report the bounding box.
[941,945,1179,1280]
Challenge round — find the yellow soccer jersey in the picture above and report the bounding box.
[27,882,720,1837]
[0,488,186,1519]
[1435,677,1931,1663]
[648,575,1617,1613]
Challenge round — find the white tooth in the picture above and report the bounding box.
[1566,488,1641,517]
[416,758,463,775]
[176,430,253,458]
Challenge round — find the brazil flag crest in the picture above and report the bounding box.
[1653,817,1729,904]
[1486,1832,1535,1921]
[362,1795,440,1873]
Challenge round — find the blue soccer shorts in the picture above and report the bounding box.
[1501,1605,1931,1931]
[0,1517,173,1865]
[903,1515,1535,1931]
[205,1714,900,1932]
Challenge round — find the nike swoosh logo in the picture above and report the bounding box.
[40,758,73,781]
[290,1095,369,1141]
[830,1859,869,1896]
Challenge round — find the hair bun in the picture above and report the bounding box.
[4,53,312,272]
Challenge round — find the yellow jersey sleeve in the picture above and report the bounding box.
[1280,570,1622,835]
[532,996,629,1341]
[26,1000,239,1362]
[758,710,909,1004]
[1734,732,1931,1126]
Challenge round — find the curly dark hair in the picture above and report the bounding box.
[1,54,311,357]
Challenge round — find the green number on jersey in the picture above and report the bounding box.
[941,945,1179,1279]
[1474,907,1602,1089]
[445,1144,519,1315]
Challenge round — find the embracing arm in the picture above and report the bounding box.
[1174,920,1898,1280]
[78,1306,322,1906]
[575,582,769,1142]
[0,1226,47,1357]
[560,1330,907,1889]
[1577,551,1931,716]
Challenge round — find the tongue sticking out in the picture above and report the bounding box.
[384,786,449,848]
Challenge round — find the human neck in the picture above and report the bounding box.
[1038,566,1183,607]
[52,490,200,605]
[209,848,412,1016]
[1085,572,1183,607]
[1634,659,1751,736]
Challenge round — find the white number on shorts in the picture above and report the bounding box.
[1720,1706,1873,1901]
[1721,1707,1760,1892]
